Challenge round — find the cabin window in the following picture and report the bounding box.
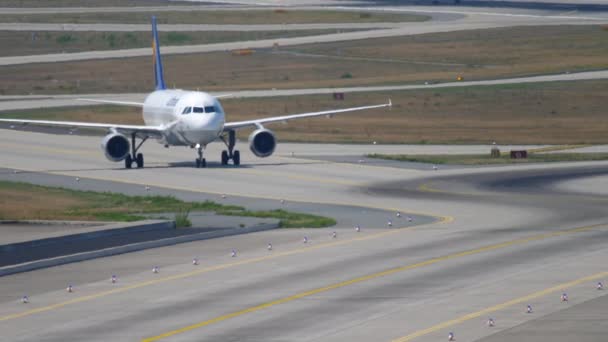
[193,107,204,113]
[182,107,192,114]
[204,106,216,113]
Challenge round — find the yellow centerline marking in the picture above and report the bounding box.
[392,270,608,342]
[417,182,442,193]
[141,223,606,342]
[0,218,446,323]
[417,181,482,197]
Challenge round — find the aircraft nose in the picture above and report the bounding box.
[183,115,209,130]
[181,113,223,144]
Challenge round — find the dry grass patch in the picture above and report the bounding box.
[1,25,606,95]
[3,80,608,145]
[285,25,608,68]
[221,80,608,144]
[0,183,82,220]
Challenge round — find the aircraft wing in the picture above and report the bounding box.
[78,95,230,106]
[77,98,145,107]
[223,100,391,131]
[0,118,165,137]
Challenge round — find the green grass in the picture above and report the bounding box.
[367,153,608,165]
[174,208,192,228]
[218,209,337,228]
[55,34,77,45]
[166,32,191,44]
[0,181,335,228]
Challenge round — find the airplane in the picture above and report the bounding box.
[0,17,391,169]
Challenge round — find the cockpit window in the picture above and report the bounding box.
[193,107,204,113]
[204,106,216,113]
[182,107,192,114]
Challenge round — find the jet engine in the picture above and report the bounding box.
[101,133,130,162]
[248,128,276,158]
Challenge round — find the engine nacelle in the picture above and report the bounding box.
[101,133,130,162]
[248,128,276,158]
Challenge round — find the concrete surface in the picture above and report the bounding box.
[1,129,608,341]
[476,292,608,342]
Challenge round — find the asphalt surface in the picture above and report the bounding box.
[1,130,608,342]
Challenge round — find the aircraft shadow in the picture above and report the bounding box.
[0,159,325,174]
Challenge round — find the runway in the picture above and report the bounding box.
[1,129,608,341]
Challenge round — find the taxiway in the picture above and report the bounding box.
[1,129,608,341]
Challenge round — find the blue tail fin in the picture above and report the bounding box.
[151,16,166,90]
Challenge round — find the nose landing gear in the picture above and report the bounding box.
[195,144,206,168]
[220,130,240,166]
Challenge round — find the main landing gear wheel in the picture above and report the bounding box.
[233,150,240,166]
[195,158,206,168]
[220,130,241,166]
[221,150,229,165]
[124,133,148,169]
[136,153,144,168]
[221,149,240,166]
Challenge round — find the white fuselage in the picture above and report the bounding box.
[142,89,225,146]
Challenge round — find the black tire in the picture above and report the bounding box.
[202,158,207,168]
[233,150,240,166]
[195,158,201,168]
[125,154,133,169]
[221,150,229,165]
[136,153,144,168]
